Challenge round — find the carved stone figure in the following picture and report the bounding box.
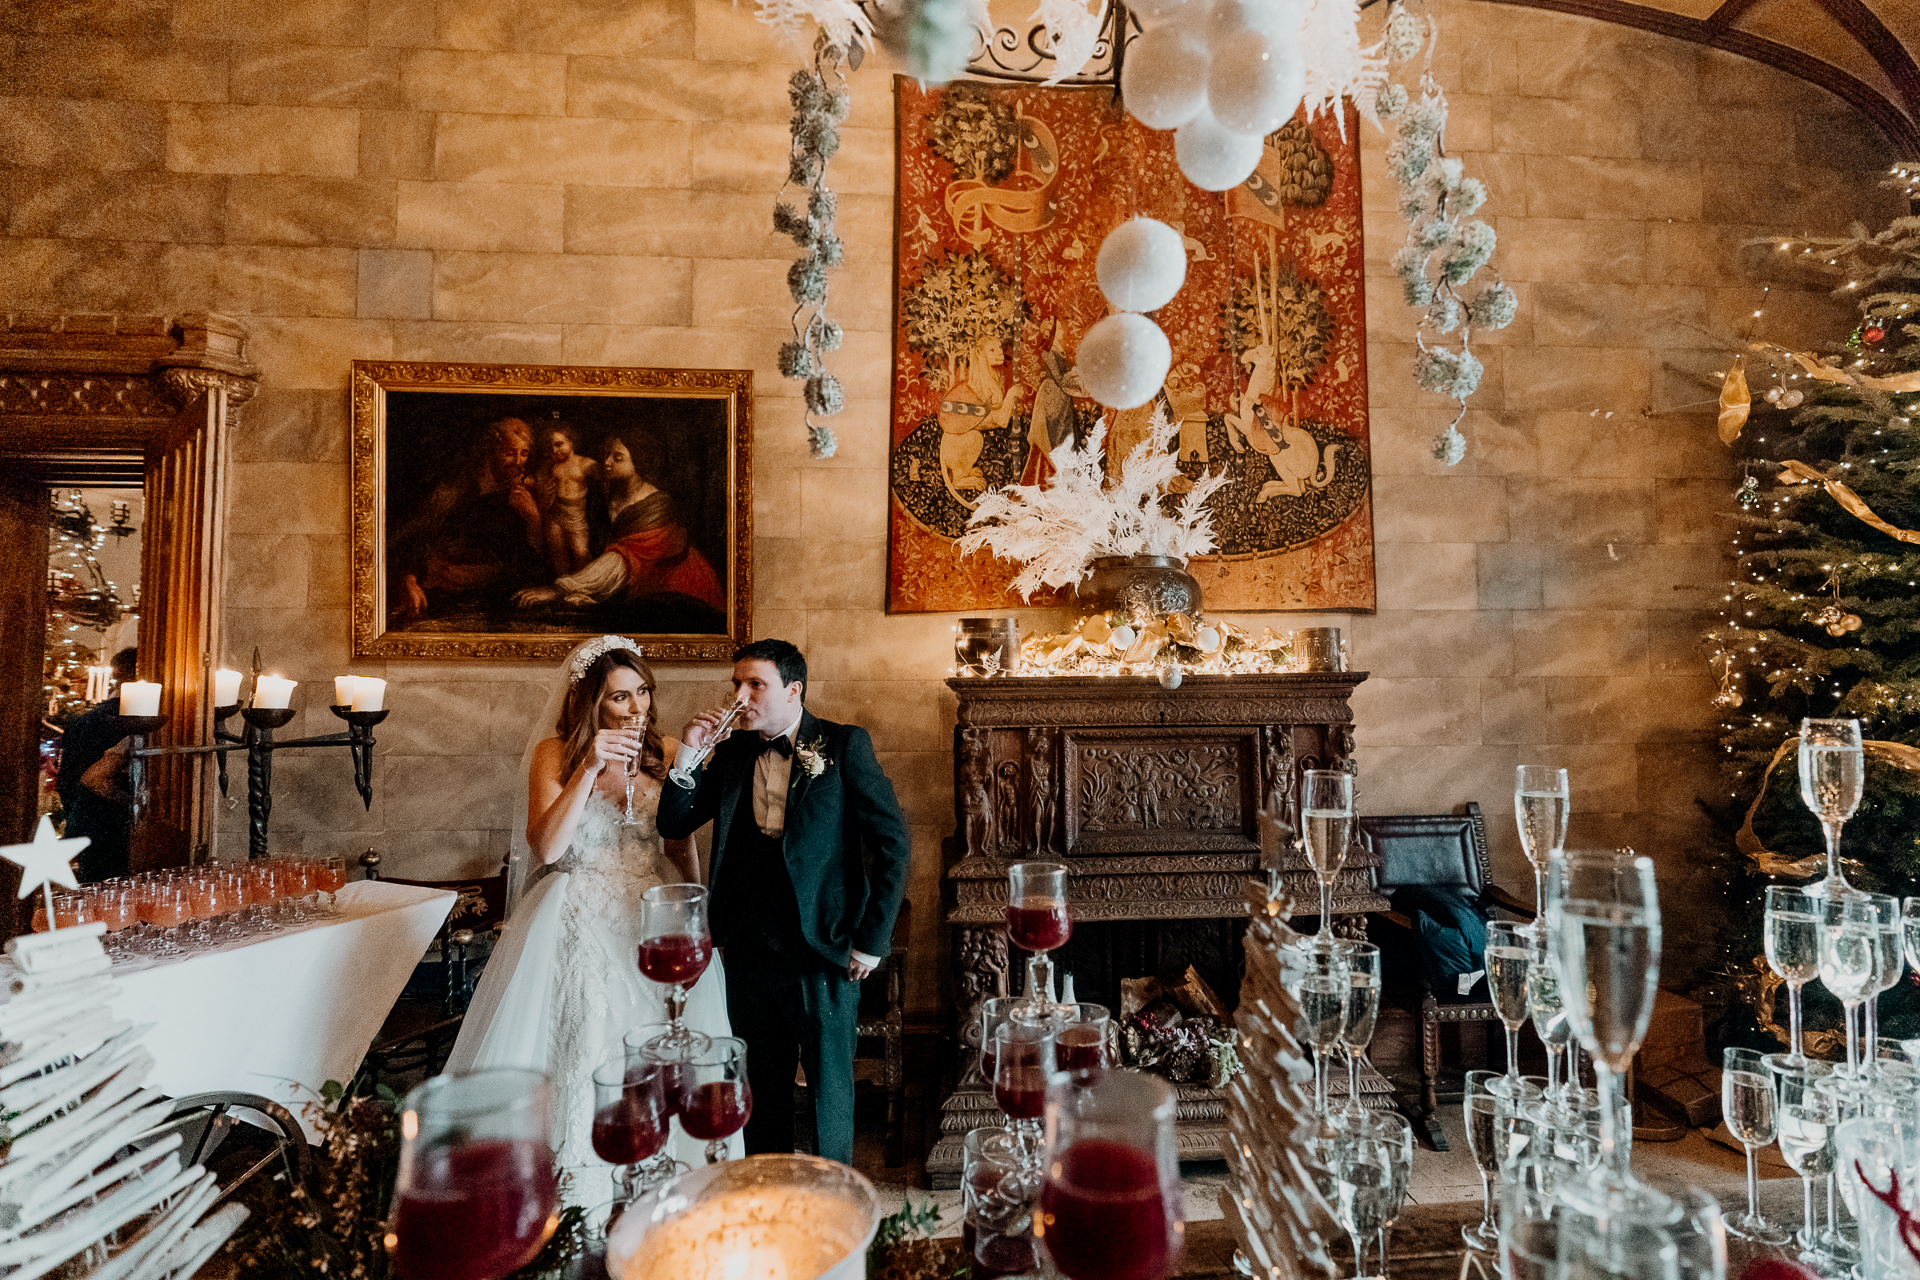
[993,760,1023,856]
[1026,727,1056,855]
[960,728,994,858]
[956,923,1011,1081]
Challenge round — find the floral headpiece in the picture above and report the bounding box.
[568,635,644,686]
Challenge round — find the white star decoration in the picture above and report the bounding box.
[3,816,85,902]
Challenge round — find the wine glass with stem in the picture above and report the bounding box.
[1300,770,1353,951]
[590,1052,669,1204]
[1460,1069,1506,1253]
[1799,717,1864,898]
[1513,765,1568,927]
[1525,927,1575,1116]
[1329,1120,1394,1280]
[1771,1058,1839,1262]
[1006,861,1071,1007]
[1336,943,1380,1120]
[1546,848,1661,1207]
[676,1036,751,1163]
[1367,1109,1415,1280]
[1763,885,1820,1074]
[1723,1046,1790,1243]
[1291,946,1351,1120]
[618,710,647,825]
[993,1017,1054,1166]
[388,1069,559,1280]
[1485,920,1533,1102]
[636,884,713,1055]
[1037,1068,1184,1280]
[1818,891,1892,1092]
[1864,901,1906,1081]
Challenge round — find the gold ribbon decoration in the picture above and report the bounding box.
[1738,732,1920,875]
[1740,954,1847,1059]
[943,115,1060,247]
[1774,346,1920,394]
[1718,355,1751,444]
[1777,459,1920,545]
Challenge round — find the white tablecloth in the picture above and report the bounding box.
[4,880,454,1139]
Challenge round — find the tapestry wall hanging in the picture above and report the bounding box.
[886,78,1375,613]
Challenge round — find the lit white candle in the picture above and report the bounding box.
[334,675,359,707]
[119,681,162,717]
[214,668,243,706]
[254,676,296,710]
[85,666,112,704]
[350,677,386,712]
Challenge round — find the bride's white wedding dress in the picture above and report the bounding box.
[446,775,735,1184]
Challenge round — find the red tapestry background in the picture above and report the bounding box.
[886,78,1375,614]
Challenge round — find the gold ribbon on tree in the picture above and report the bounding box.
[1718,355,1751,444]
[1737,734,1920,875]
[1776,459,1920,545]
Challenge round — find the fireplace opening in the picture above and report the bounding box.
[1018,916,1249,1017]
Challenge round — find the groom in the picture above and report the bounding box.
[659,639,911,1165]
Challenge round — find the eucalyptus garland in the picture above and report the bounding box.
[1376,1,1514,466]
[775,32,853,458]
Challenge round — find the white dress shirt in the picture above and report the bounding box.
[748,712,881,972]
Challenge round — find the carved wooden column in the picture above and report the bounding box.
[930,672,1384,1182]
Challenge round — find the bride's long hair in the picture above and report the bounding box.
[558,648,667,781]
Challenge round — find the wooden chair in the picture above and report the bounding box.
[1360,802,1534,1151]
[853,898,912,1166]
[158,1091,315,1205]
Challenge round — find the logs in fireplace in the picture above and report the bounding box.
[930,672,1385,1183]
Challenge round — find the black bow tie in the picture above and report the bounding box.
[756,735,792,758]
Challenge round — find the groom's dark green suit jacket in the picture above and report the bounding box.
[655,709,911,966]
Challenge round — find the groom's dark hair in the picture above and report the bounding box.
[734,638,806,702]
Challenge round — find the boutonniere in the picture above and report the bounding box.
[793,737,829,779]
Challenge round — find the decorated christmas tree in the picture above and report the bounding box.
[1704,161,1920,1049]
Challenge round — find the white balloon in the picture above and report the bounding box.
[1120,25,1211,130]
[1076,313,1173,411]
[1096,217,1188,313]
[1175,107,1264,191]
[1206,0,1301,48]
[1128,0,1193,28]
[1207,30,1305,136]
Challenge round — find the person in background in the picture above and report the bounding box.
[57,647,137,882]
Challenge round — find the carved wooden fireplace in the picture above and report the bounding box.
[930,671,1385,1182]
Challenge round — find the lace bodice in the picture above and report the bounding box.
[553,779,665,879]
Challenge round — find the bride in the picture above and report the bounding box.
[447,635,735,1182]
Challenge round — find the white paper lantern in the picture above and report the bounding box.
[1207,30,1305,136]
[1076,313,1173,411]
[1175,107,1264,191]
[1096,218,1187,313]
[1120,25,1211,130]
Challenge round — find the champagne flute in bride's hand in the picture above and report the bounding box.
[619,712,646,825]
[666,694,749,790]
[638,884,713,1055]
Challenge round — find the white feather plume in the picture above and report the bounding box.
[752,0,875,51]
[1297,0,1387,135]
[1035,0,1102,85]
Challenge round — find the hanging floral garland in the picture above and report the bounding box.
[1375,1,1514,466]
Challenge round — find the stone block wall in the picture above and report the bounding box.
[2,0,1901,1008]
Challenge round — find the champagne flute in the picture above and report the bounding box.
[1290,947,1351,1118]
[389,1069,559,1280]
[1525,930,1574,1114]
[1485,921,1533,1100]
[1546,849,1660,1200]
[666,694,748,789]
[637,884,713,1055]
[993,1017,1054,1164]
[1300,769,1353,948]
[1764,885,1820,1072]
[590,1053,668,1203]
[1037,1068,1184,1280]
[1723,1047,1789,1243]
[676,1037,751,1164]
[1772,1058,1838,1259]
[1337,943,1380,1120]
[1866,906,1906,1080]
[1513,765,1569,921]
[1799,717,1864,898]
[1006,861,1071,1008]
[618,711,647,825]
[1369,1109,1415,1279]
[1329,1124,1393,1279]
[1461,1070,1505,1253]
[1818,891,1891,1088]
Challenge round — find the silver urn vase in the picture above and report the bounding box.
[1075,555,1202,620]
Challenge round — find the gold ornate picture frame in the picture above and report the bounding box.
[350,361,752,662]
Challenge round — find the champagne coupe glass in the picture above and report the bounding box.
[1037,1068,1184,1280]
[1460,1069,1505,1253]
[1799,716,1864,898]
[1291,947,1351,1118]
[1056,1003,1112,1072]
[1763,885,1820,1073]
[1338,943,1381,1120]
[1485,920,1533,1100]
[1722,1047,1789,1243]
[1525,929,1574,1114]
[1300,769,1353,949]
[1772,1058,1838,1259]
[1818,891,1892,1087]
[1329,1121,1393,1279]
[618,711,647,825]
[389,1069,559,1280]
[1546,849,1660,1200]
[1514,765,1569,924]
[676,1036,751,1163]
[590,1053,669,1203]
[1006,861,1071,1008]
[666,694,748,790]
[637,884,713,1055]
[993,1018,1055,1163]
[1369,1110,1415,1279]
[964,1127,1039,1280]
